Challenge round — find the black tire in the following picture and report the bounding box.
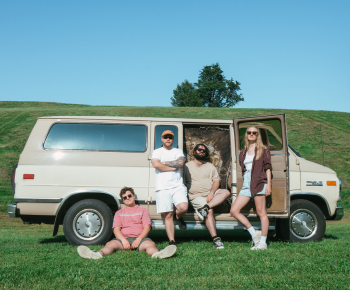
[63,199,113,246]
[11,164,18,195]
[277,199,326,243]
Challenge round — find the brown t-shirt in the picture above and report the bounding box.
[183,161,220,200]
[239,147,272,195]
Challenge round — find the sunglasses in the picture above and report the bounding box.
[122,194,133,200]
[247,131,258,135]
[197,148,206,153]
[163,135,174,140]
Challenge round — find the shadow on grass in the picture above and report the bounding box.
[40,229,338,246]
[149,229,253,244]
[40,235,67,244]
[323,234,339,240]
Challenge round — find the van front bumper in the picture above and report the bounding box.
[7,204,17,218]
[332,206,344,221]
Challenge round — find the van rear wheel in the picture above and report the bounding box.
[277,199,326,243]
[63,199,113,246]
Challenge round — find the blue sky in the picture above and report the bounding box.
[1,1,349,112]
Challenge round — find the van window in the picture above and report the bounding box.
[155,126,178,149]
[238,119,283,150]
[44,123,147,152]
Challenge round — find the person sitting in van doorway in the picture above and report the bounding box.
[151,130,188,246]
[77,187,177,259]
[183,144,231,249]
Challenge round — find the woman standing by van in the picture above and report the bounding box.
[230,125,272,250]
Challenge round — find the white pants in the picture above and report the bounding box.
[156,185,188,214]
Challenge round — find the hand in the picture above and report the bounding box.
[131,238,141,249]
[206,193,214,203]
[122,239,131,250]
[265,185,272,196]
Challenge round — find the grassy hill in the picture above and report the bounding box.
[0,101,349,210]
[1,101,349,289]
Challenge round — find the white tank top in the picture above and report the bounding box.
[244,153,255,171]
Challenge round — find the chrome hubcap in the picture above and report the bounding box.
[290,208,318,239]
[73,209,104,240]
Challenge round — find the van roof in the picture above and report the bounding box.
[38,116,233,124]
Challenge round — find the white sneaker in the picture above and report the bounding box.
[251,230,262,248]
[213,237,224,249]
[151,245,177,259]
[195,207,208,221]
[77,246,103,259]
[251,242,267,250]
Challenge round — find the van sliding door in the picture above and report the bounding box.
[233,114,289,217]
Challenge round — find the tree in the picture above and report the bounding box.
[171,80,203,107]
[171,63,244,107]
[195,63,244,107]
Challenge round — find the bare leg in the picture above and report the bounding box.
[138,240,159,256]
[207,189,231,208]
[97,240,124,256]
[175,202,188,219]
[230,195,252,229]
[162,211,175,241]
[254,195,269,236]
[205,209,217,237]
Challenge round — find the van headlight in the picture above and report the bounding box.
[338,178,342,202]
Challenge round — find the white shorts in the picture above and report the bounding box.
[156,185,188,214]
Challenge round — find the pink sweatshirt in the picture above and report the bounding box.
[112,205,152,238]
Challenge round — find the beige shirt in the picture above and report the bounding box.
[183,160,220,200]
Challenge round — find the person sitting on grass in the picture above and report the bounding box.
[77,187,177,259]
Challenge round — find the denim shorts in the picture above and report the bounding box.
[239,170,267,199]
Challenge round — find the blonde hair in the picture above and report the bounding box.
[244,125,266,160]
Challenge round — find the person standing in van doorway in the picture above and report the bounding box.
[230,125,272,250]
[151,130,188,246]
[183,144,231,249]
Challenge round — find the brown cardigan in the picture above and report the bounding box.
[238,147,272,195]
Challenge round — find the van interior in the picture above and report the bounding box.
[181,120,287,220]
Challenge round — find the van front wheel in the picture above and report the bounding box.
[63,199,113,246]
[277,199,326,243]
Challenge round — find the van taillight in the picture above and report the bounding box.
[23,174,34,179]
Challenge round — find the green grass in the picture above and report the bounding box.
[1,212,350,289]
[0,101,349,289]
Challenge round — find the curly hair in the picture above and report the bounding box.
[192,143,209,158]
[119,187,135,199]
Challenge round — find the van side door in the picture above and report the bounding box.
[233,114,289,217]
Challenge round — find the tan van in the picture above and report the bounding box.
[8,114,343,245]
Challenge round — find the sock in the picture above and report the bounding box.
[204,204,210,210]
[260,236,267,245]
[95,251,103,257]
[212,235,218,241]
[247,227,256,238]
